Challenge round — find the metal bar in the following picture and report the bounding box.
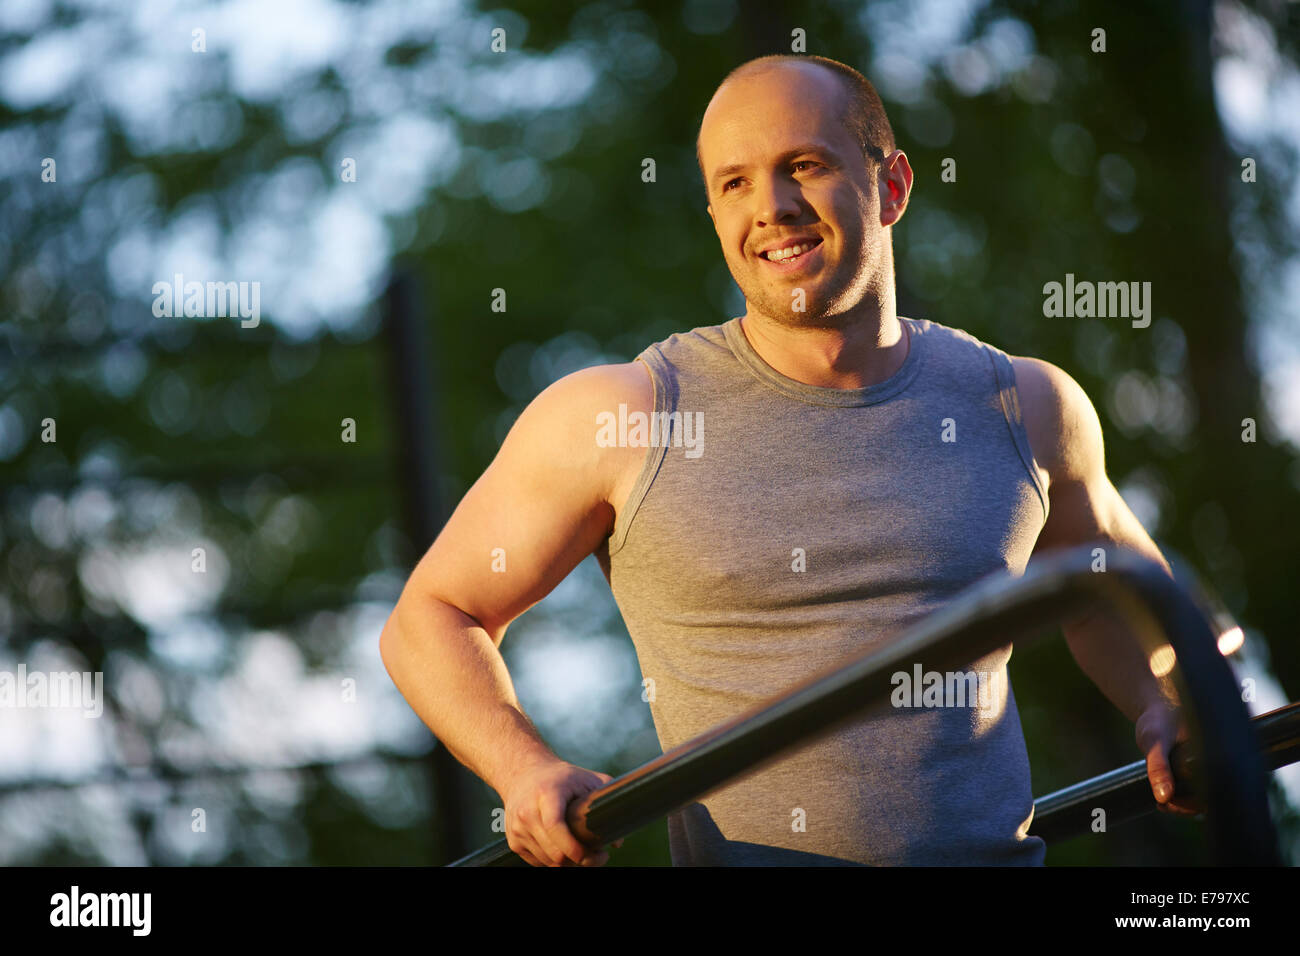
[1029,702,1300,845]
[448,546,1280,866]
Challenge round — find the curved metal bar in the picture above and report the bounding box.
[1030,702,1300,845]
[448,546,1280,866]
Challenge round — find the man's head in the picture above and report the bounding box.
[696,55,912,328]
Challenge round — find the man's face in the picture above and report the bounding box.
[699,63,905,328]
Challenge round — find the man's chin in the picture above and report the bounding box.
[747,305,846,330]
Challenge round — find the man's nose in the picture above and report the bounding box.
[752,175,804,226]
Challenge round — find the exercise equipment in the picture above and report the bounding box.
[1030,701,1299,844]
[449,546,1288,866]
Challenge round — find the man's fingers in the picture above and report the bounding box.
[539,825,586,866]
[1145,741,1175,803]
[501,762,620,866]
[1145,740,1203,815]
[1156,792,1203,816]
[509,838,544,867]
[525,811,573,866]
[536,794,593,866]
[518,831,559,868]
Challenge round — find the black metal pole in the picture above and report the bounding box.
[382,268,472,863]
[448,546,1280,867]
[1030,702,1300,845]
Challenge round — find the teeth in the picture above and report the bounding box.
[765,241,818,261]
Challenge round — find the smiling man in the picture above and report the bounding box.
[380,54,1194,867]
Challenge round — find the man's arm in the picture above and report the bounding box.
[378,360,654,864]
[1013,356,1197,814]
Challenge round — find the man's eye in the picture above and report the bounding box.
[723,164,815,193]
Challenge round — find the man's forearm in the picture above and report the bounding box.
[1063,602,1176,723]
[379,594,558,796]
[1060,514,1181,722]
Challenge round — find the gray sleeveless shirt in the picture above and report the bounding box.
[604,315,1049,866]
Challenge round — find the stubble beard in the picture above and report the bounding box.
[734,248,862,331]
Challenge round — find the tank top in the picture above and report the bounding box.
[604,315,1050,865]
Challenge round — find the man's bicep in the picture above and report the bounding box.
[403,368,626,642]
[1035,471,1158,561]
[1017,356,1167,567]
[1030,377,1113,551]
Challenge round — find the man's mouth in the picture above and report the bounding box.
[757,238,824,273]
[759,238,823,262]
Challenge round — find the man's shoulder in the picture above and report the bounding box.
[904,315,1014,360]
[1005,354,1106,488]
[902,318,1106,491]
[492,361,654,516]
[1007,355,1071,405]
[902,315,1088,442]
[899,315,1007,369]
[636,319,734,362]
[1007,355,1091,432]
[527,361,654,429]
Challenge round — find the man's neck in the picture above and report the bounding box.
[737,305,909,390]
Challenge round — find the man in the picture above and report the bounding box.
[379,54,1196,867]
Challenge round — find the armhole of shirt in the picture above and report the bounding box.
[986,346,1050,525]
[607,347,675,557]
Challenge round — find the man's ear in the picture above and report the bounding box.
[706,203,715,229]
[878,149,912,227]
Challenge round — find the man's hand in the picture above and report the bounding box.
[1135,701,1202,816]
[499,758,625,866]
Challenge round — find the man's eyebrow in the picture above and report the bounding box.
[710,144,838,182]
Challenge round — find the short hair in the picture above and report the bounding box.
[696,55,896,195]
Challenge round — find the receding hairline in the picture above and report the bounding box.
[724,56,834,86]
[696,59,849,163]
[695,57,883,190]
